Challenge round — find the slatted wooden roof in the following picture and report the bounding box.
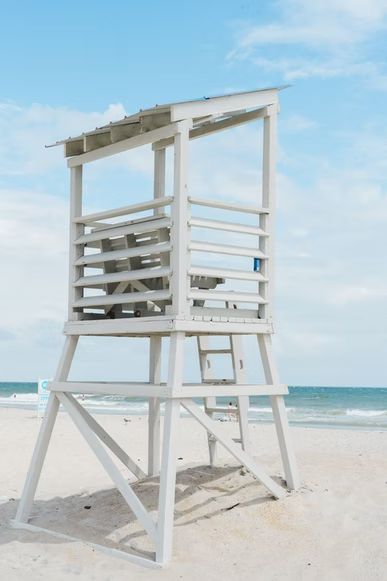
[49,87,284,159]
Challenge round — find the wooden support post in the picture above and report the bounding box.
[148,336,162,476]
[259,105,277,322]
[257,334,300,490]
[15,336,78,522]
[69,165,84,321]
[170,121,191,318]
[156,332,184,565]
[153,148,166,216]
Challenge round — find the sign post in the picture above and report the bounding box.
[37,379,50,418]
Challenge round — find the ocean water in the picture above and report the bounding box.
[1,383,386,431]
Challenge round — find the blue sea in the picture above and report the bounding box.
[1,383,386,430]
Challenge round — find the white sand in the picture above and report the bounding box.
[0,407,386,580]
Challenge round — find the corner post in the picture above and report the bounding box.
[259,104,277,323]
[69,165,84,321]
[148,336,162,476]
[257,334,300,490]
[156,331,185,565]
[170,120,191,319]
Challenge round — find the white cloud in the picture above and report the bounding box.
[0,189,68,333]
[228,0,387,86]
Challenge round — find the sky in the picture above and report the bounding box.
[0,0,386,386]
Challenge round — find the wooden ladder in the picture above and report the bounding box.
[196,307,251,466]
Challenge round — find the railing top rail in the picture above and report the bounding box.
[73,196,173,224]
[188,196,269,215]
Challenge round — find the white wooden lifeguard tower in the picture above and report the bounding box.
[15,87,299,567]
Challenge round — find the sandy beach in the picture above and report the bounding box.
[0,407,386,580]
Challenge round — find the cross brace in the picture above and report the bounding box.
[14,332,299,568]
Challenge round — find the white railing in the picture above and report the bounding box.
[187,197,270,320]
[70,197,173,319]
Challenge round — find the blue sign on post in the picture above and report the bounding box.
[37,379,51,418]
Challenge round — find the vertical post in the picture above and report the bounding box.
[69,165,84,321]
[156,331,185,564]
[170,121,191,318]
[259,105,277,322]
[257,334,300,490]
[153,148,166,216]
[148,336,162,476]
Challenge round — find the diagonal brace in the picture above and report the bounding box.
[66,394,146,480]
[57,392,157,542]
[181,398,286,499]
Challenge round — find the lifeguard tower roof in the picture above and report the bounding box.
[49,86,286,159]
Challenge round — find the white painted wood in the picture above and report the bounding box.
[75,216,171,245]
[148,336,162,476]
[65,393,146,480]
[197,335,218,466]
[68,123,180,167]
[170,88,278,121]
[153,107,268,149]
[156,332,185,564]
[16,336,78,522]
[74,196,173,225]
[63,317,272,336]
[74,289,171,308]
[189,217,267,236]
[189,196,269,215]
[189,240,267,259]
[181,399,286,499]
[189,266,266,282]
[170,121,190,317]
[11,521,161,569]
[259,104,277,320]
[257,334,300,490]
[74,266,171,288]
[188,289,267,304]
[50,381,170,397]
[69,166,83,320]
[153,148,166,216]
[155,399,180,565]
[170,384,288,398]
[74,241,171,266]
[57,392,157,541]
[229,331,251,455]
[16,393,59,522]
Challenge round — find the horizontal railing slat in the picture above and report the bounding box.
[74,289,171,308]
[75,217,171,245]
[189,266,267,282]
[188,196,269,215]
[189,290,267,304]
[189,241,266,259]
[73,196,173,224]
[74,266,171,287]
[189,217,267,236]
[74,241,172,266]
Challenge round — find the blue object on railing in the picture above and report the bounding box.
[253,257,261,272]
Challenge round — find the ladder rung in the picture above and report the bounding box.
[200,349,232,355]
